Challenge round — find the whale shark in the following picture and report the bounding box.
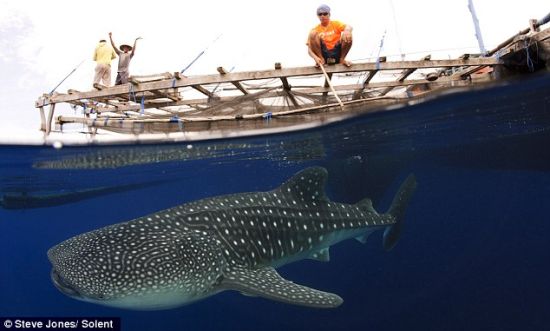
[48,167,416,309]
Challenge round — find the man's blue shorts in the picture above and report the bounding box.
[321,41,342,64]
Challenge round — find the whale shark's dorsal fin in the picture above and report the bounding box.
[276,167,329,203]
[220,266,342,308]
[356,198,378,215]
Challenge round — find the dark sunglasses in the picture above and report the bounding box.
[318,12,329,16]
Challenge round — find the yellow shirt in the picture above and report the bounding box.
[93,42,117,65]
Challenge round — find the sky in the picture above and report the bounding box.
[0,0,548,143]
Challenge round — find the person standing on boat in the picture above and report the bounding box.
[109,32,141,85]
[307,4,353,67]
[93,39,117,87]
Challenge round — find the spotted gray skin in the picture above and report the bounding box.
[48,167,416,310]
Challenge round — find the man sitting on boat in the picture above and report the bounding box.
[307,4,353,67]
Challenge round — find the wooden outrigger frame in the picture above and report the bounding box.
[35,23,550,138]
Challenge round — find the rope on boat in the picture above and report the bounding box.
[494,49,502,61]
[524,39,535,72]
[129,84,137,103]
[169,116,184,131]
[262,112,272,123]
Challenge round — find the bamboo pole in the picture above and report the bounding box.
[319,65,344,109]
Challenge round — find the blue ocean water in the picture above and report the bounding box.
[1,73,549,331]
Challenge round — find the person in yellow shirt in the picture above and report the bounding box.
[307,4,353,67]
[93,39,117,87]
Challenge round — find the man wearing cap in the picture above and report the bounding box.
[93,39,117,87]
[307,4,353,67]
[109,32,142,85]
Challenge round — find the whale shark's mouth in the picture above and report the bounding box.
[50,269,81,298]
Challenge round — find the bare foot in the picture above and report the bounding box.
[341,60,352,67]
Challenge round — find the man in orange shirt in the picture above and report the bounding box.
[307,4,353,67]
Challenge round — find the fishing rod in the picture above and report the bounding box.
[179,33,223,74]
[49,59,86,95]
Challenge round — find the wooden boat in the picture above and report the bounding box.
[35,21,550,141]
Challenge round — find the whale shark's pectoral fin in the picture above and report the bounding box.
[220,266,342,308]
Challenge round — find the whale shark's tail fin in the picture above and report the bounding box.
[383,174,417,251]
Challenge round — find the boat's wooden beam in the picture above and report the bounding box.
[274,63,292,90]
[191,85,215,98]
[96,75,469,113]
[283,90,300,108]
[494,26,550,60]
[487,20,550,56]
[379,55,431,96]
[274,63,299,107]
[57,95,400,128]
[362,56,387,86]
[40,58,500,105]
[353,56,387,99]
[130,72,173,82]
[149,89,181,102]
[217,67,249,95]
[451,65,487,79]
